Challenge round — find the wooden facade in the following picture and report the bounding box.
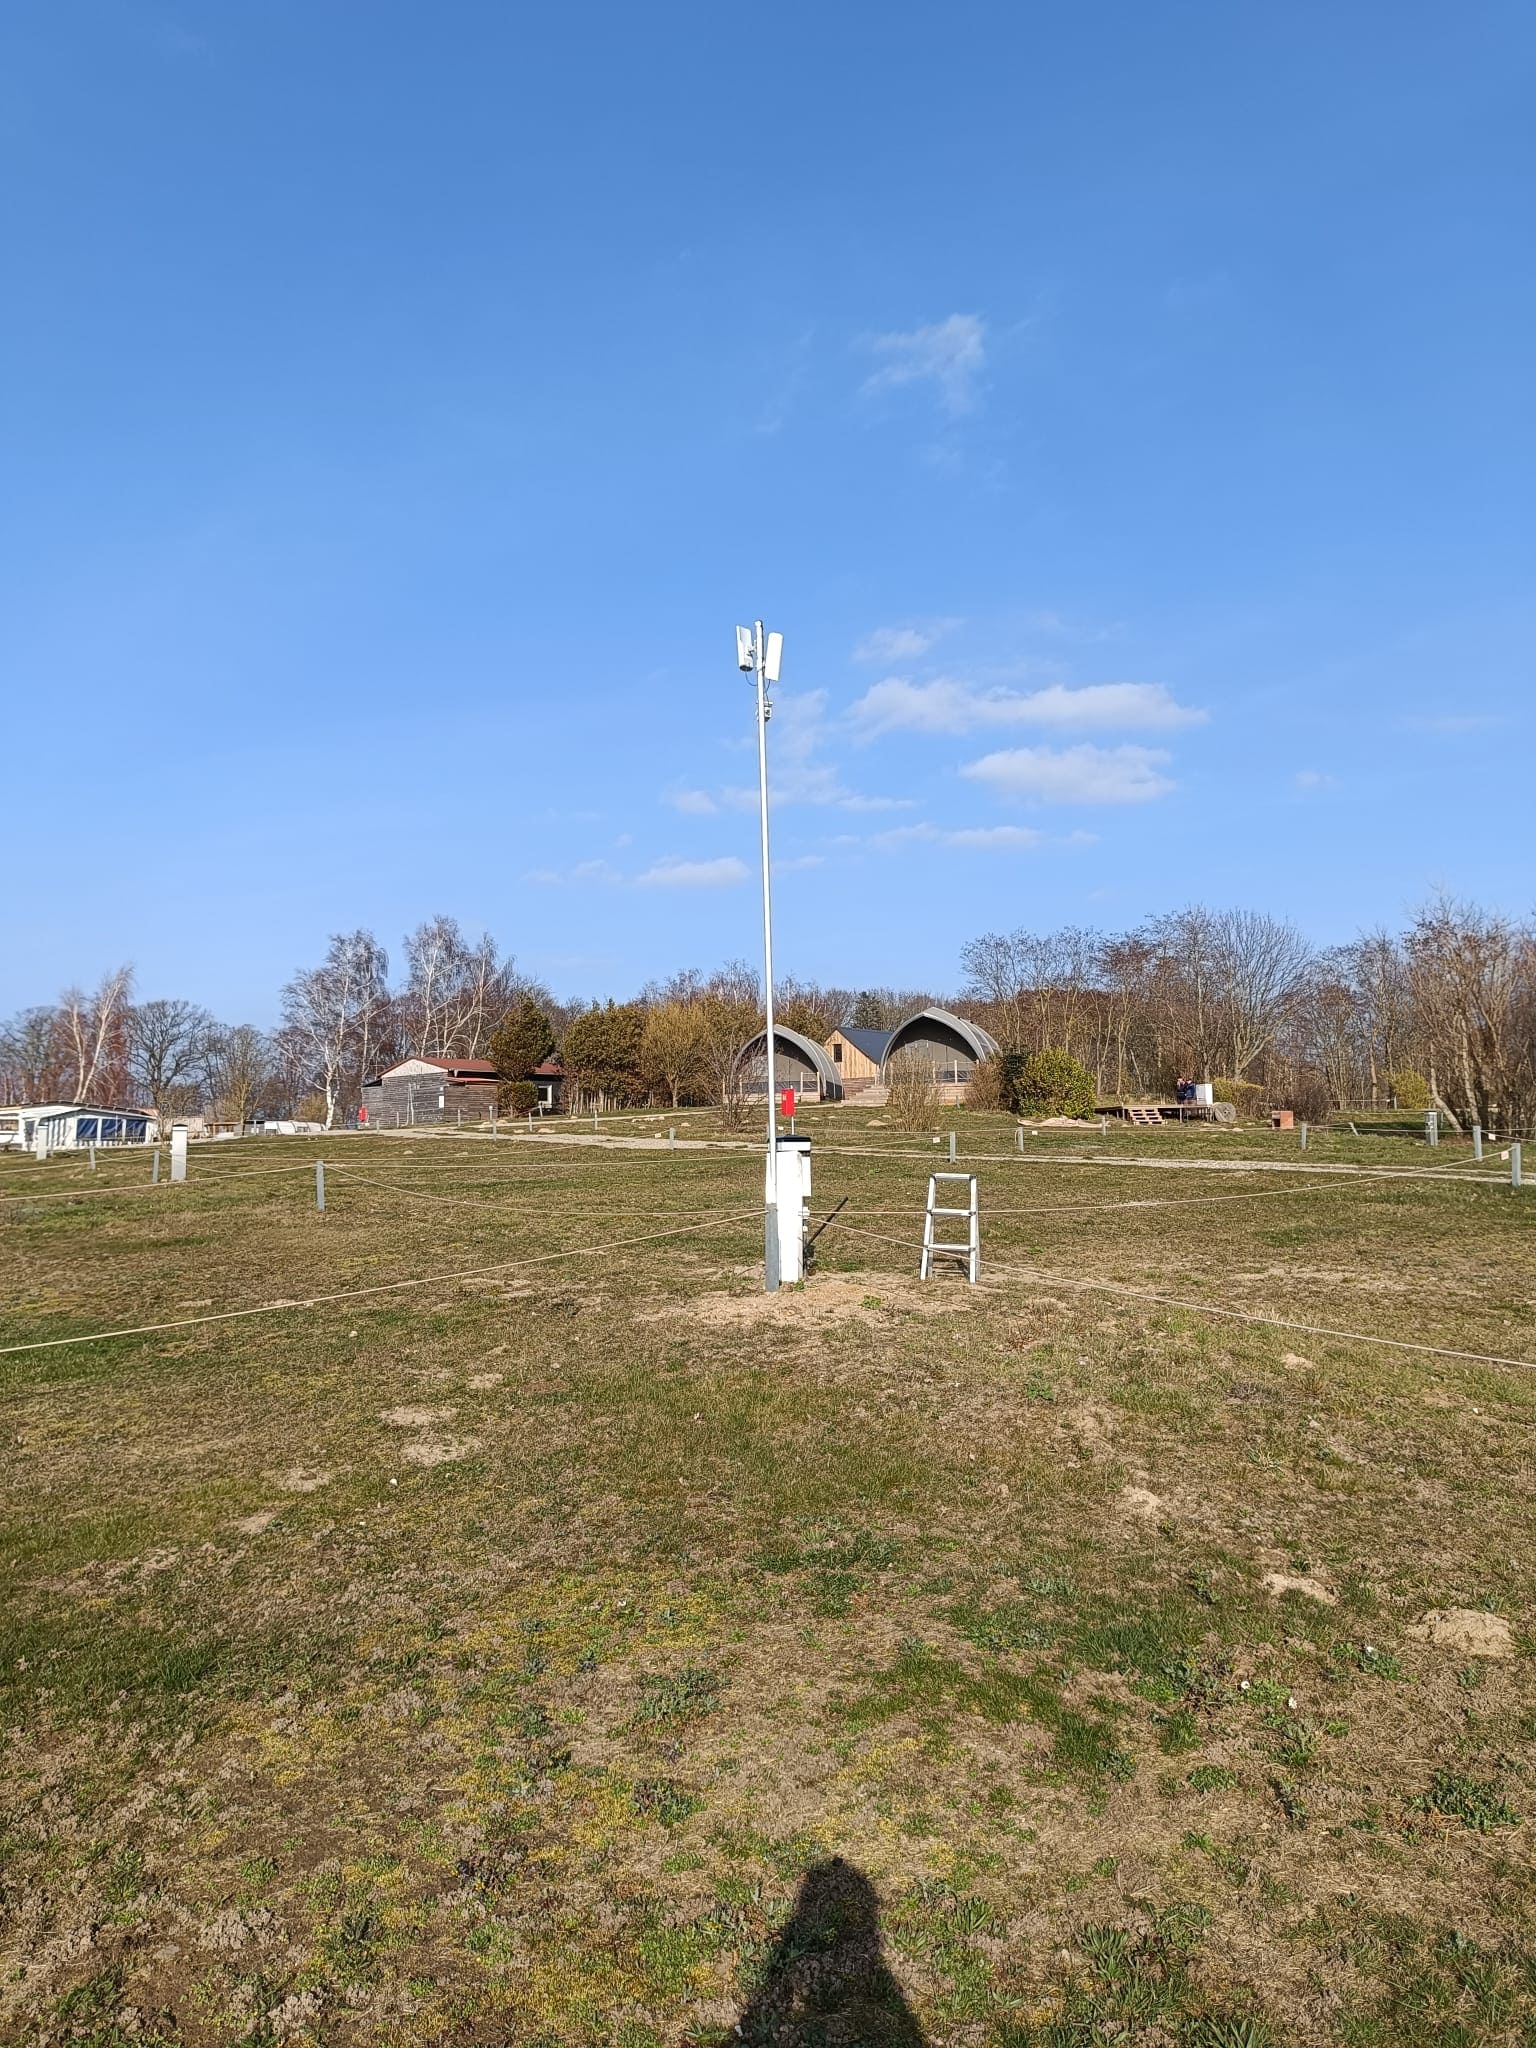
[361,1057,499,1127]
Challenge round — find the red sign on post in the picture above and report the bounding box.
[780,1087,797,1121]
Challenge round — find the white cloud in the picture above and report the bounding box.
[636,856,749,889]
[675,689,912,814]
[863,314,986,416]
[1293,768,1339,793]
[774,853,825,872]
[851,677,1205,739]
[962,744,1175,805]
[866,821,1044,853]
[852,621,959,664]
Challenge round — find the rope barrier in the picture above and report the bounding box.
[980,1261,1536,1377]
[811,1216,1536,1376]
[0,1162,322,1206]
[0,1208,764,1357]
[326,1165,740,1222]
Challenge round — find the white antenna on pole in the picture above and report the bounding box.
[738,617,783,1291]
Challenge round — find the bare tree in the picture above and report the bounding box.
[0,1007,71,1104]
[1405,898,1536,1133]
[126,998,216,1128]
[280,931,391,1128]
[201,1024,277,1128]
[1210,910,1314,1080]
[60,966,134,1102]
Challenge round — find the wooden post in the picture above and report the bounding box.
[670,1127,676,1150]
[1473,1123,1483,1161]
[1427,1110,1438,1148]
[152,1147,161,1184]
[1513,1144,1522,1190]
[316,1159,326,1211]
[89,1142,97,1171]
[947,1131,956,1162]
[1300,1121,1308,1149]
[170,1124,188,1182]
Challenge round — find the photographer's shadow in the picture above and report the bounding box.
[730,1857,927,2046]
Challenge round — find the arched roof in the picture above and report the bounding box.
[735,1025,843,1097]
[883,1006,1000,1070]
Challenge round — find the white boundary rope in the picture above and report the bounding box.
[0,1208,762,1357]
[813,1216,1536,1375]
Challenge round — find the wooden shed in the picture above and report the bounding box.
[824,1026,893,1095]
[361,1057,499,1126]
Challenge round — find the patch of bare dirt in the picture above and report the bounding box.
[1408,1608,1514,1658]
[380,1406,456,1427]
[670,1274,977,1332]
[465,1372,505,1390]
[234,1510,279,1536]
[1261,1570,1336,1605]
[277,1468,332,1492]
[1119,1484,1165,1519]
[400,1438,480,1468]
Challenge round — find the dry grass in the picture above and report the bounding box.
[1,1122,1534,2046]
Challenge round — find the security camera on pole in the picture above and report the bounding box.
[736,619,805,1292]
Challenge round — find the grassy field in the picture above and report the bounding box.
[2,1117,1533,2047]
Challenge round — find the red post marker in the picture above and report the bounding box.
[780,1087,796,1121]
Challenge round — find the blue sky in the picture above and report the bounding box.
[2,3,1531,1021]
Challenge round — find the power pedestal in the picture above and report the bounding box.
[767,1137,811,1286]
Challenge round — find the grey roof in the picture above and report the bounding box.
[884,1006,1001,1068]
[835,1025,894,1063]
[735,1025,843,1097]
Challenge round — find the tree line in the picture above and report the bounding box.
[958,899,1536,1132]
[2,896,1531,1133]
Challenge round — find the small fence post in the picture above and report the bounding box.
[670,1127,676,1150]
[316,1159,326,1212]
[947,1131,957,1162]
[1016,1125,1024,1151]
[593,1112,599,1134]
[89,1142,97,1171]
[1300,1121,1308,1149]
[1473,1123,1483,1161]
[152,1147,161,1185]
[1427,1110,1439,1148]
[1513,1144,1523,1190]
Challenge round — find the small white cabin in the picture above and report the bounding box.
[0,1104,157,1152]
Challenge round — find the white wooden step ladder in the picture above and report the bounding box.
[921,1172,979,1285]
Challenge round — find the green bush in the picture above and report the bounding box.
[1211,1077,1265,1119]
[502,1080,538,1116]
[1386,1069,1430,1111]
[1013,1048,1096,1119]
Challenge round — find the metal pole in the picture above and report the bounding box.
[152,1147,161,1184]
[754,618,780,1292]
[1427,1109,1438,1148]
[1300,1121,1308,1150]
[316,1159,325,1212]
[948,1131,956,1162]
[1473,1123,1483,1161]
[1016,1125,1024,1152]
[669,1127,676,1150]
[1513,1143,1522,1190]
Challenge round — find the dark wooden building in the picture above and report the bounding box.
[360,1057,499,1126]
